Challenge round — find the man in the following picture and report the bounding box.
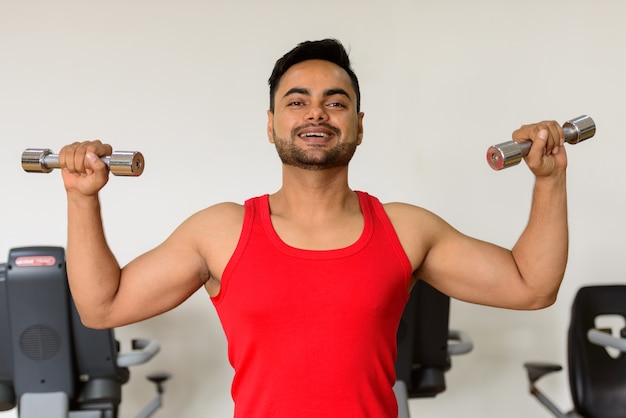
[58,39,567,417]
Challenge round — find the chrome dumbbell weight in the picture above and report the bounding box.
[22,148,145,177]
[486,115,596,170]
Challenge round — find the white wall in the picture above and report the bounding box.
[1,0,625,417]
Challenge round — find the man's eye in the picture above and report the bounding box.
[328,102,346,108]
[288,101,304,106]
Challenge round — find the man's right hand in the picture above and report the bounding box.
[59,140,113,196]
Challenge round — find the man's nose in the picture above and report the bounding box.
[305,104,328,122]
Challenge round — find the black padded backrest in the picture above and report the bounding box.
[395,280,450,398]
[70,299,128,409]
[71,301,127,382]
[568,285,626,418]
[0,263,16,411]
[5,246,75,398]
[2,246,128,415]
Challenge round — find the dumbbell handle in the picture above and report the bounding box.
[486,115,596,170]
[22,148,145,176]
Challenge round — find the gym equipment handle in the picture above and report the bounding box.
[486,115,596,170]
[22,148,145,177]
[117,338,161,367]
[588,329,626,353]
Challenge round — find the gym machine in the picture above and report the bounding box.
[523,285,626,417]
[394,280,474,418]
[0,246,169,418]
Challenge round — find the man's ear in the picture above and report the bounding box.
[267,110,275,144]
[357,111,365,145]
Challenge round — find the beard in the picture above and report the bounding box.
[272,123,358,171]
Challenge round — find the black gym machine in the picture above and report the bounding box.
[0,247,169,418]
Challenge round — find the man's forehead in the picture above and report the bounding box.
[278,59,354,92]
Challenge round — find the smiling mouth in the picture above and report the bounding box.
[299,132,331,139]
[294,123,340,142]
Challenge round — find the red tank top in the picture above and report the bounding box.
[212,192,412,417]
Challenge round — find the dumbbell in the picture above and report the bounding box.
[486,115,596,170]
[21,148,145,176]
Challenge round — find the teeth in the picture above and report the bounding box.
[300,133,328,138]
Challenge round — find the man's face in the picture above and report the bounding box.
[267,59,364,171]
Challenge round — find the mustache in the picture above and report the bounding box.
[290,122,341,138]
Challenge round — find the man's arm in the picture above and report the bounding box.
[60,141,212,328]
[388,120,568,310]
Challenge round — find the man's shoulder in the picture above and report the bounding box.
[184,193,270,231]
[199,201,245,218]
[382,200,424,214]
[381,201,443,230]
[183,201,246,232]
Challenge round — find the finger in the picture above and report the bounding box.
[548,121,563,145]
[534,128,549,149]
[524,129,549,171]
[512,124,544,145]
[59,142,81,173]
[540,121,561,154]
[76,140,111,174]
[85,151,109,174]
[73,144,89,174]
[548,121,564,154]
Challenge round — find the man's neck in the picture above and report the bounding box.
[270,165,357,220]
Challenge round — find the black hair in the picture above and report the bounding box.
[268,39,361,113]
